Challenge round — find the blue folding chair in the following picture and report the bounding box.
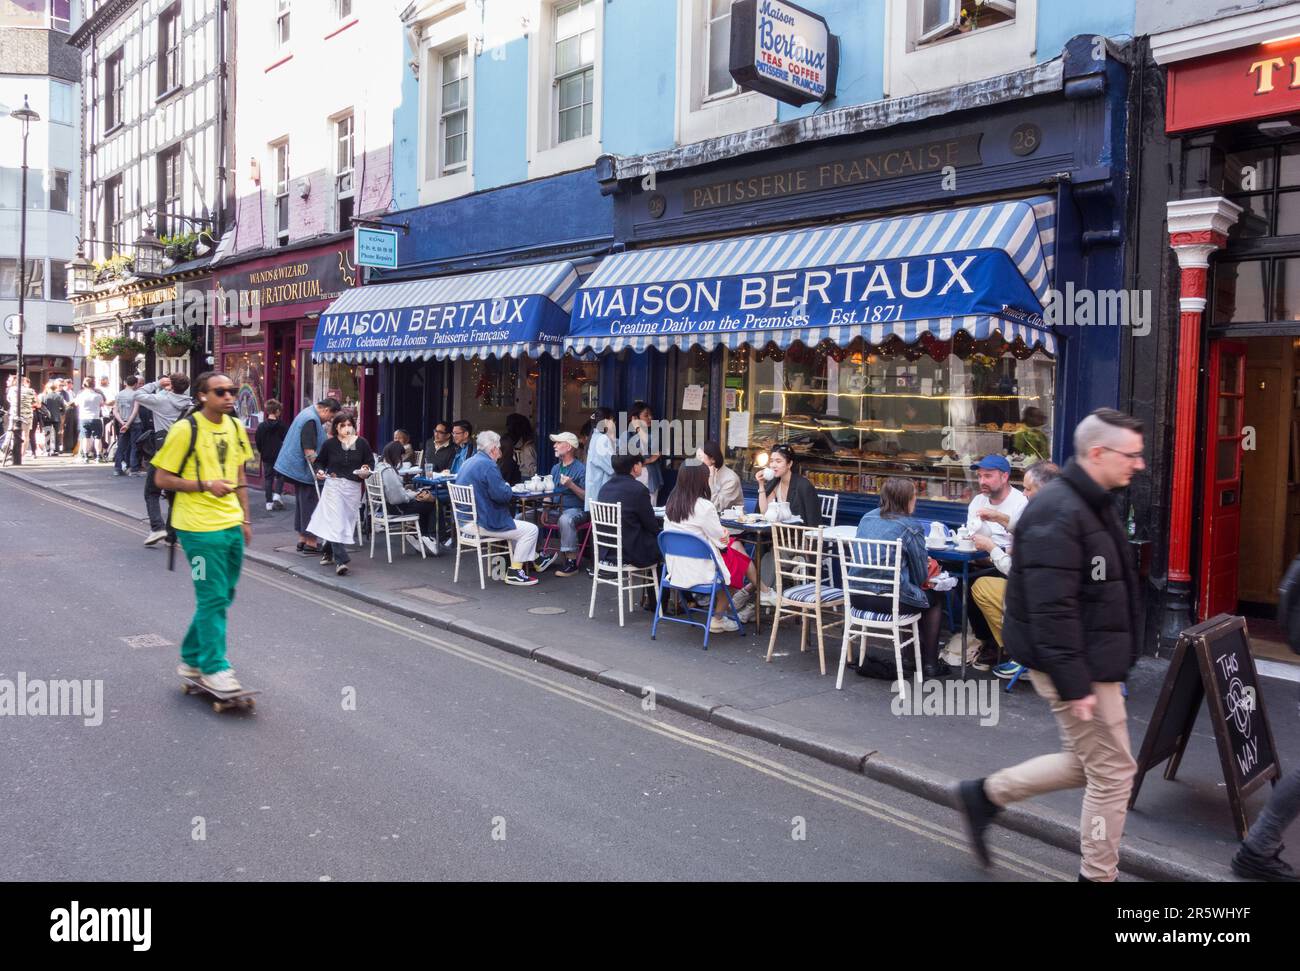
[651,532,746,649]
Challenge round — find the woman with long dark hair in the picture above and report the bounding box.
[378,440,440,553]
[307,413,374,576]
[663,462,747,633]
[851,477,949,678]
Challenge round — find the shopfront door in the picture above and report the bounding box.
[1199,339,1247,621]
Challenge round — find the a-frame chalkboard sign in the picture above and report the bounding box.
[1130,614,1282,838]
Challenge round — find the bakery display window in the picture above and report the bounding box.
[722,335,1054,504]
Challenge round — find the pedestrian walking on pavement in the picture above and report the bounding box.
[275,398,342,557]
[957,408,1145,883]
[254,399,288,512]
[131,374,195,547]
[73,378,106,463]
[307,413,373,577]
[151,372,255,694]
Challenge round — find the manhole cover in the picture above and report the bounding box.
[399,586,469,607]
[527,606,566,616]
[121,633,174,649]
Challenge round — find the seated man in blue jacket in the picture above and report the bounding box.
[455,430,539,586]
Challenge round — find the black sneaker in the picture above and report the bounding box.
[505,569,538,586]
[535,552,559,573]
[299,545,322,556]
[555,559,580,577]
[1232,844,1299,882]
[319,551,335,566]
[956,778,1001,868]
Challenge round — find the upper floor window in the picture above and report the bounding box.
[158,146,182,235]
[704,0,736,99]
[554,0,595,144]
[159,4,182,95]
[335,0,352,19]
[0,259,44,300]
[335,114,355,231]
[105,175,125,255]
[275,0,291,48]
[0,0,69,31]
[918,0,1015,45]
[274,141,290,246]
[49,259,69,300]
[50,80,74,125]
[47,168,69,212]
[105,48,125,131]
[439,47,469,176]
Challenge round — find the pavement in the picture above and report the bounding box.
[7,456,1300,881]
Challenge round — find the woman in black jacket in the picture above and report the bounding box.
[306,413,374,576]
[756,444,823,528]
[254,399,289,511]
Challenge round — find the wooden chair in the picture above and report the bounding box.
[448,482,511,590]
[766,523,845,675]
[588,499,659,628]
[835,536,923,699]
[364,474,425,564]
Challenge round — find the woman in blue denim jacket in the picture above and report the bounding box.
[851,477,949,677]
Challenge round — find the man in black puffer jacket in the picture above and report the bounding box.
[957,408,1145,883]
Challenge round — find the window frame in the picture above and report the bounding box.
[334,113,355,232]
[275,0,291,49]
[105,175,126,255]
[552,0,596,146]
[438,46,470,177]
[273,141,290,247]
[702,0,738,102]
[917,0,1017,47]
[335,0,352,20]
[105,48,126,133]
[157,146,182,236]
[47,168,70,213]
[158,3,182,98]
[0,258,45,300]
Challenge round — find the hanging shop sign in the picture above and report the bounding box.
[215,246,357,325]
[1167,35,1300,132]
[729,0,839,107]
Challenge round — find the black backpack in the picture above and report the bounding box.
[163,411,237,572]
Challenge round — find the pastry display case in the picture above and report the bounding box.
[722,337,1055,506]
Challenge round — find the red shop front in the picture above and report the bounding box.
[213,238,368,481]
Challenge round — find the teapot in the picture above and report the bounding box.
[529,474,543,492]
[926,522,950,547]
[955,526,976,551]
[764,500,792,524]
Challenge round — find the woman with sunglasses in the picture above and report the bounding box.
[307,413,374,576]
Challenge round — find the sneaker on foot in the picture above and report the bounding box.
[731,587,751,610]
[555,559,580,577]
[535,552,559,574]
[759,587,779,607]
[441,537,456,550]
[993,661,1025,680]
[144,529,168,546]
[335,564,350,577]
[737,603,756,624]
[709,616,740,633]
[177,662,203,678]
[272,495,285,510]
[265,502,274,512]
[956,778,1000,868]
[505,569,538,586]
[970,644,999,672]
[201,669,242,693]
[1232,844,1299,882]
[320,551,335,565]
[421,536,440,554]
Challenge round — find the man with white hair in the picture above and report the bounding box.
[455,430,539,586]
[957,408,1144,882]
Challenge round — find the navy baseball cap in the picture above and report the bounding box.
[971,455,1011,473]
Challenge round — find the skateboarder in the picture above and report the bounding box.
[151,372,254,694]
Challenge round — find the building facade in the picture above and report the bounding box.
[1,0,83,390]
[67,0,231,388]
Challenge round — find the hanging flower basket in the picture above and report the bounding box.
[154,324,196,357]
[117,338,147,362]
[92,336,123,360]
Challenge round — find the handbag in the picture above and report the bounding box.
[721,537,751,589]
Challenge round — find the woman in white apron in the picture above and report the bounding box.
[307,413,374,576]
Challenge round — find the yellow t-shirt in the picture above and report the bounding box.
[152,413,253,532]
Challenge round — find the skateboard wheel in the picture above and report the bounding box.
[212,701,223,713]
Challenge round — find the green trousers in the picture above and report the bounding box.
[176,526,245,675]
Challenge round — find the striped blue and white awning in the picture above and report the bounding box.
[312,260,581,363]
[565,196,1057,355]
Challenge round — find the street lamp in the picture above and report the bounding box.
[69,242,95,295]
[133,225,166,276]
[9,94,40,466]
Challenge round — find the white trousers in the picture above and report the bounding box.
[479,519,539,565]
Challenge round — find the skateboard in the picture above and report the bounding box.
[180,676,261,713]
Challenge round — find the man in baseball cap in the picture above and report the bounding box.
[963,453,1029,669]
[537,431,589,577]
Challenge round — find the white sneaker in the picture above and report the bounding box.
[266,502,274,511]
[200,669,242,693]
[731,587,751,610]
[144,529,168,547]
[737,604,756,624]
[709,616,740,633]
[177,662,202,678]
[759,587,780,607]
[421,536,439,554]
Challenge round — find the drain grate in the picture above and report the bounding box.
[399,586,469,607]
[527,606,566,616]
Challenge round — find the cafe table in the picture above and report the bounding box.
[409,472,457,556]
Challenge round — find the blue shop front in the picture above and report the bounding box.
[576,35,1131,526]
[312,168,614,462]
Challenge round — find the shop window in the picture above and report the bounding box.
[1225,142,1300,240]
[457,356,539,438]
[724,339,1054,502]
[302,353,363,429]
[223,351,267,475]
[158,3,182,96]
[560,353,600,433]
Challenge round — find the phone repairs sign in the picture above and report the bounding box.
[729,0,839,107]
[354,227,399,270]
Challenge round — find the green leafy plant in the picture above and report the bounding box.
[92,335,125,360]
[117,338,147,361]
[92,254,136,282]
[154,324,195,355]
[160,231,202,263]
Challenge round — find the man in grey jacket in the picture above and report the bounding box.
[128,374,194,546]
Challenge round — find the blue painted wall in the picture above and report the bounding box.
[393,34,422,210]
[777,0,886,123]
[1038,0,1135,63]
[601,0,678,155]
[474,36,531,190]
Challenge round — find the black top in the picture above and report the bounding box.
[313,436,375,482]
[255,418,288,463]
[597,473,662,568]
[763,473,823,528]
[1002,460,1140,700]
